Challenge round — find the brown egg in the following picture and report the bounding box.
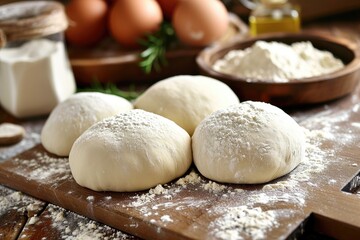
[65,0,108,47]
[172,0,229,47]
[109,0,163,48]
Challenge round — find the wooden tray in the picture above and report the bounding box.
[67,14,248,86]
[0,97,360,239]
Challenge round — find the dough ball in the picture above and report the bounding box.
[134,75,239,135]
[69,109,192,192]
[41,92,132,156]
[192,101,305,184]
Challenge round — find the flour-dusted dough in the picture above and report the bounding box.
[192,101,305,184]
[41,92,133,156]
[69,109,192,192]
[134,75,239,135]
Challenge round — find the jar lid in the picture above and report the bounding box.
[0,1,68,48]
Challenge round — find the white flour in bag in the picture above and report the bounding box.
[213,41,344,82]
[0,39,75,118]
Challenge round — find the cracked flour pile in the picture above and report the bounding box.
[213,41,344,82]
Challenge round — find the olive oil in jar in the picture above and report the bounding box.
[249,0,301,36]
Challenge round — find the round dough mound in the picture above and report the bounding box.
[134,75,239,135]
[69,109,192,192]
[41,92,132,156]
[192,101,305,184]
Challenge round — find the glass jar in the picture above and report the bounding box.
[245,0,301,36]
[0,1,76,118]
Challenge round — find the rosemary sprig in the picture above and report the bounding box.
[77,82,140,101]
[139,21,177,74]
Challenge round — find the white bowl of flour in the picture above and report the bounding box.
[197,33,360,106]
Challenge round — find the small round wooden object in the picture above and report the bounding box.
[197,33,360,106]
[0,123,25,146]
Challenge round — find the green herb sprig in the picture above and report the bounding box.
[139,21,178,74]
[77,82,140,101]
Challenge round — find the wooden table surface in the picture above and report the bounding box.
[1,10,360,240]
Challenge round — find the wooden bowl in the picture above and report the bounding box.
[196,33,360,106]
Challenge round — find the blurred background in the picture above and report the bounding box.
[1,0,360,22]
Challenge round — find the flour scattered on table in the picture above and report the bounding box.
[328,179,337,184]
[87,196,94,202]
[126,171,228,208]
[211,206,278,240]
[27,203,40,212]
[28,215,39,225]
[160,215,173,223]
[299,105,357,145]
[174,170,239,194]
[247,191,305,206]
[261,127,329,193]
[0,186,44,216]
[175,171,202,186]
[46,205,135,240]
[262,179,298,191]
[149,184,170,195]
[203,181,227,193]
[12,151,71,183]
[53,209,65,222]
[288,128,329,183]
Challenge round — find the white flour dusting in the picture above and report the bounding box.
[262,179,298,191]
[211,206,278,240]
[328,179,337,184]
[27,203,40,212]
[0,187,43,216]
[160,215,173,223]
[175,171,202,185]
[298,104,359,147]
[28,215,39,225]
[12,151,71,183]
[126,183,177,208]
[42,204,134,240]
[86,196,94,202]
[150,184,169,195]
[213,41,344,82]
[247,191,305,206]
[288,128,330,183]
[203,181,227,193]
[126,172,217,208]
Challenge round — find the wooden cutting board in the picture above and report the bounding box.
[1,94,360,239]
